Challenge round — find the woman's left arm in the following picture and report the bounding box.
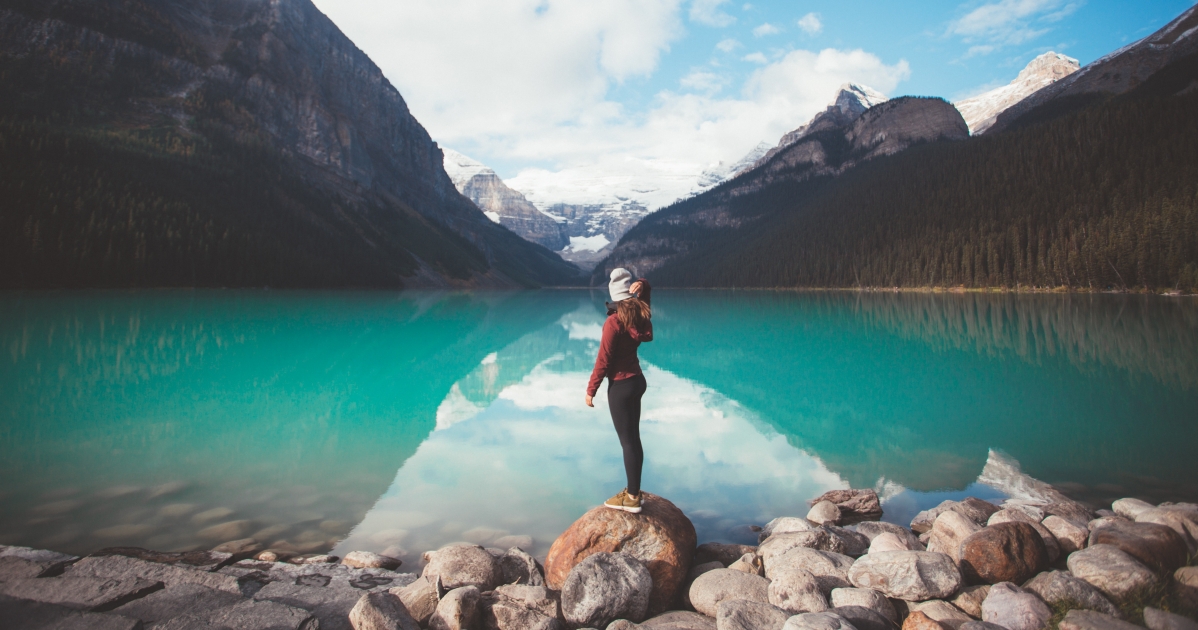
[632,279,651,306]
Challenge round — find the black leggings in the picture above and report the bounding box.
[607,373,647,496]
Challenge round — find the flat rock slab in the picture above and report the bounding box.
[254,580,365,630]
[0,594,143,630]
[221,559,417,594]
[89,547,233,572]
[0,556,70,581]
[66,554,244,594]
[0,575,163,612]
[108,582,244,623]
[156,598,317,630]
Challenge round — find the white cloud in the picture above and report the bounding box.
[797,12,823,35]
[741,51,769,64]
[716,38,742,53]
[680,70,729,94]
[690,0,736,27]
[948,0,1081,48]
[752,22,781,37]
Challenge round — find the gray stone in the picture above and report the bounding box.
[641,610,716,630]
[66,554,244,594]
[1176,567,1198,613]
[1066,544,1159,602]
[957,622,1005,630]
[499,547,545,586]
[0,594,143,630]
[697,543,759,567]
[761,518,820,543]
[344,551,403,571]
[423,544,504,592]
[1136,508,1198,553]
[0,576,163,612]
[808,490,884,525]
[561,552,652,628]
[728,553,764,576]
[809,502,843,527]
[823,527,870,558]
[430,586,480,630]
[908,601,970,630]
[765,548,855,595]
[689,569,771,617]
[834,606,899,630]
[392,575,441,625]
[1042,516,1088,554]
[1058,609,1142,630]
[949,586,988,619]
[868,534,922,555]
[493,584,559,619]
[847,552,962,602]
[1111,498,1155,521]
[681,561,725,609]
[910,500,999,535]
[0,545,79,565]
[1089,517,1129,533]
[253,580,365,630]
[782,611,858,630]
[854,523,923,551]
[108,583,243,623]
[985,511,1061,563]
[769,568,830,614]
[717,599,790,630]
[1022,570,1120,618]
[156,598,318,630]
[761,531,847,563]
[979,583,1049,630]
[347,594,421,630]
[480,585,563,630]
[0,556,69,581]
[1143,607,1198,630]
[830,588,897,623]
[925,512,981,563]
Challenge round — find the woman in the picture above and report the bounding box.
[586,268,653,514]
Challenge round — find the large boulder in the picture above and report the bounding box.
[847,551,962,601]
[688,569,770,618]
[760,532,847,566]
[830,588,897,623]
[784,611,859,630]
[479,585,562,630]
[1058,610,1142,630]
[835,606,899,630]
[430,586,481,630]
[761,518,819,543]
[984,511,1059,563]
[718,599,791,630]
[499,547,545,586]
[911,500,999,534]
[1066,544,1159,602]
[979,583,1049,630]
[423,544,503,591]
[809,490,884,525]
[765,548,855,595]
[1088,520,1189,574]
[546,493,696,616]
[926,513,981,563]
[768,568,830,614]
[958,523,1047,585]
[1136,507,1198,553]
[1042,516,1088,554]
[560,552,652,629]
[855,524,924,551]
[1111,499,1155,521]
[1022,571,1119,618]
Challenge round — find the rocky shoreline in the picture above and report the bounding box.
[2,465,1197,630]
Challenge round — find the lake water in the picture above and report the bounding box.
[1,290,1196,566]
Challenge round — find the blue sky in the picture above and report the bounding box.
[312,0,1195,208]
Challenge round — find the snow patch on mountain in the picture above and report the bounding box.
[954,52,1080,135]
[442,148,491,189]
[695,141,773,191]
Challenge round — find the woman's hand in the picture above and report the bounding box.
[585,394,594,407]
[630,280,644,297]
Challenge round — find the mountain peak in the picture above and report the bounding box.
[955,51,1079,134]
[442,148,495,190]
[834,83,889,117]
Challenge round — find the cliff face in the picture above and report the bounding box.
[443,149,568,251]
[0,0,578,288]
[954,52,1079,135]
[595,97,968,282]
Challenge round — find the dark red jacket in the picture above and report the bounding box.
[587,288,653,397]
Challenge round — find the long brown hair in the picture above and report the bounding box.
[616,298,651,332]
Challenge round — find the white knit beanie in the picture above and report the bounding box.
[608,268,634,302]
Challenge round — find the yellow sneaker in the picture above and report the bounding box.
[603,488,643,514]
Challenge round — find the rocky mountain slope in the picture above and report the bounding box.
[988,4,1198,134]
[595,96,969,281]
[0,0,579,288]
[749,83,888,171]
[442,149,652,270]
[955,52,1079,134]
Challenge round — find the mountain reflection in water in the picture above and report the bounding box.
[1,291,1195,561]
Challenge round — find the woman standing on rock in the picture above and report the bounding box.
[586,268,653,514]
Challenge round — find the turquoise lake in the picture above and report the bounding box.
[1,290,1196,566]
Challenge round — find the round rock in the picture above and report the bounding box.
[830,588,897,623]
[980,583,1050,630]
[344,550,402,571]
[423,544,504,591]
[784,611,859,630]
[847,551,962,602]
[718,599,791,630]
[688,568,770,617]
[1022,570,1119,618]
[1066,544,1159,602]
[809,502,843,526]
[546,493,696,616]
[1088,520,1189,574]
[766,548,855,595]
[809,490,883,524]
[958,523,1047,585]
[769,567,830,614]
[560,552,652,628]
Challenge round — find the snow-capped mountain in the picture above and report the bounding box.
[694,141,773,191]
[442,149,652,269]
[748,84,889,172]
[954,52,1080,135]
